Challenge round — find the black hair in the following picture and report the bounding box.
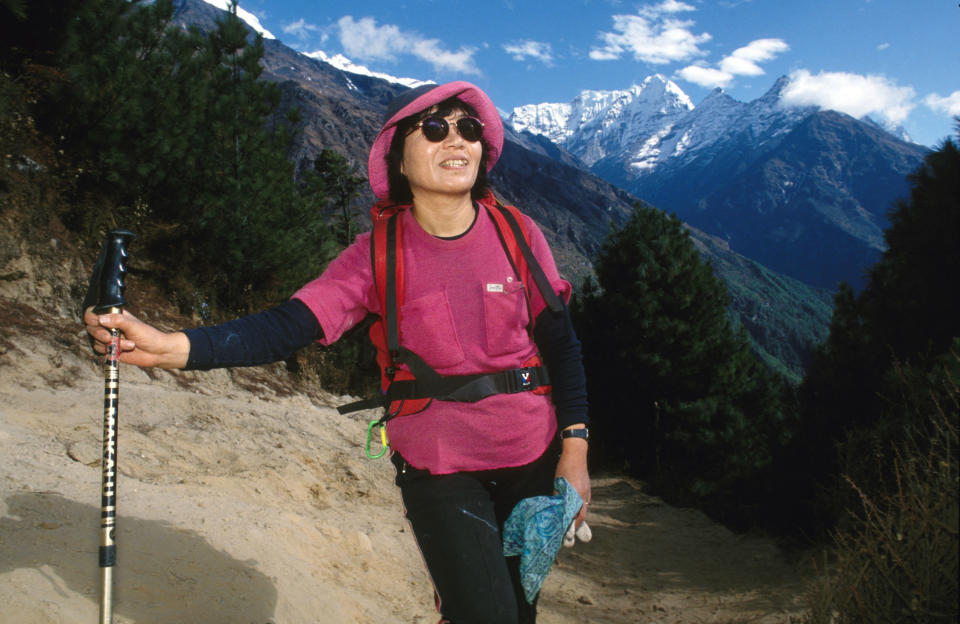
[385,96,491,204]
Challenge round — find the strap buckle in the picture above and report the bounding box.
[505,367,537,393]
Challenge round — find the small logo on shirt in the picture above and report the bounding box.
[487,283,504,293]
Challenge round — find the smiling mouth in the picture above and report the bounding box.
[440,159,469,168]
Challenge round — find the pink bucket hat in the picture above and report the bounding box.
[367,81,505,200]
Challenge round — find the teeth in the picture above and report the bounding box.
[441,159,468,167]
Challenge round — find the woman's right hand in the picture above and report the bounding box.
[84,307,190,369]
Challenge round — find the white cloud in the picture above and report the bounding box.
[718,39,789,77]
[590,1,710,64]
[503,40,554,65]
[678,64,732,88]
[781,70,916,126]
[282,18,319,41]
[676,38,787,89]
[337,16,479,75]
[925,91,960,116]
[637,0,697,19]
[876,42,890,51]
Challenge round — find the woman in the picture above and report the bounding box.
[84,81,589,624]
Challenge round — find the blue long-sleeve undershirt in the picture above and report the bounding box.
[533,303,590,429]
[182,298,588,428]
[183,299,320,370]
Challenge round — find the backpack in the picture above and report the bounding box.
[337,192,564,445]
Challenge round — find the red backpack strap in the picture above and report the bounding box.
[369,212,393,391]
[368,206,432,419]
[485,201,564,317]
[370,201,406,330]
[377,212,404,354]
[485,201,563,398]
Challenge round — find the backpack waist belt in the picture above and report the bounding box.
[387,364,551,403]
[336,364,550,414]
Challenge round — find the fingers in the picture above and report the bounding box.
[572,500,589,531]
[84,309,189,369]
[84,308,139,353]
[575,520,592,542]
[563,519,592,548]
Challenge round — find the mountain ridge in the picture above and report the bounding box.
[510,74,927,290]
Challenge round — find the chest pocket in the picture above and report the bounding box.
[482,279,531,357]
[399,287,466,369]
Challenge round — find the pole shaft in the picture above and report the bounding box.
[99,307,121,624]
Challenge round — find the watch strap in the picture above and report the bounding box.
[560,427,589,441]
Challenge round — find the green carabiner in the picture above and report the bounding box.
[365,419,389,459]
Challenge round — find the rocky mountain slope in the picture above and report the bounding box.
[511,76,928,290]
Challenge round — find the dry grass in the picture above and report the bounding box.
[802,357,959,623]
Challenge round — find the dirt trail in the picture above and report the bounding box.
[0,307,812,623]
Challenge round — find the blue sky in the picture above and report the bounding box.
[218,0,957,147]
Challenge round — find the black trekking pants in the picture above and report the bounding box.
[391,439,560,624]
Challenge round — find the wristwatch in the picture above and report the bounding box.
[560,427,589,441]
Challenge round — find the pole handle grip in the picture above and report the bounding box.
[85,229,136,314]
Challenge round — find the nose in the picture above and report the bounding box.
[444,121,466,143]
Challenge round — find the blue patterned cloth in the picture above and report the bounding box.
[502,477,583,603]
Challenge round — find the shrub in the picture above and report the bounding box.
[804,351,959,623]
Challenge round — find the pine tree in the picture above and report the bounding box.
[797,127,960,533]
[861,133,960,362]
[48,0,336,315]
[0,0,85,70]
[50,0,202,214]
[172,0,335,314]
[574,204,789,512]
[305,149,365,247]
[802,129,960,441]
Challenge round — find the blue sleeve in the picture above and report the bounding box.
[533,303,589,429]
[183,299,322,371]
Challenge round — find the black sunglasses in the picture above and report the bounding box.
[411,115,485,143]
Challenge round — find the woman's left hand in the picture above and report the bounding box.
[555,433,591,528]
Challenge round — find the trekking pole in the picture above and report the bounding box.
[88,229,135,624]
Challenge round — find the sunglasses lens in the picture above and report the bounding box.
[419,117,449,142]
[456,117,484,142]
[416,116,484,142]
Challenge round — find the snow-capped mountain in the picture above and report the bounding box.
[510,75,694,168]
[303,50,431,90]
[200,0,274,39]
[511,75,928,290]
[510,75,813,178]
[193,0,428,90]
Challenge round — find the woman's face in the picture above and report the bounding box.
[401,109,483,202]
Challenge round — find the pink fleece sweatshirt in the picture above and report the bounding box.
[293,206,571,474]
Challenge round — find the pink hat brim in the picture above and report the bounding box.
[367,81,504,200]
